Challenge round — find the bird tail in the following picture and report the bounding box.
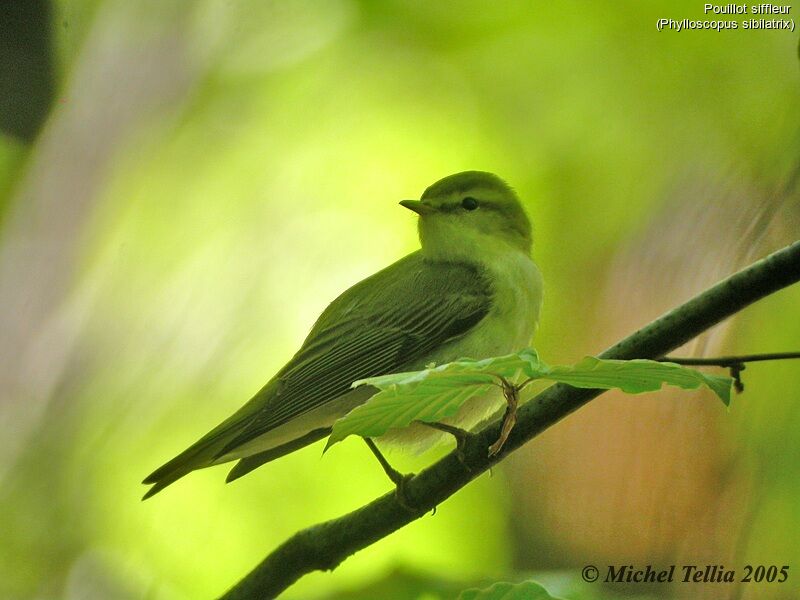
[142,379,285,500]
[142,455,210,500]
[142,436,225,500]
[142,408,257,499]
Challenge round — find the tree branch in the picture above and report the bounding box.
[219,240,800,600]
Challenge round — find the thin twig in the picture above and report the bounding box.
[659,352,800,392]
[660,352,800,367]
[218,240,800,600]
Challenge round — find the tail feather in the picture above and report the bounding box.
[225,428,330,483]
[142,416,252,499]
[141,386,279,498]
[143,443,211,485]
[142,466,197,500]
[141,441,221,500]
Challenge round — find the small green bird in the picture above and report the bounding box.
[142,171,543,499]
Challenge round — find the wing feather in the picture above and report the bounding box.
[214,252,492,457]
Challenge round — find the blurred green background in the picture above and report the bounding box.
[1,1,799,599]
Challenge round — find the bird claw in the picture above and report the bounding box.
[416,420,479,471]
[392,472,418,512]
[363,437,419,512]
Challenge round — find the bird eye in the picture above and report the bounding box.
[461,197,479,211]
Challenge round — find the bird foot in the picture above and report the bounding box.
[363,438,419,512]
[416,420,479,471]
[391,472,417,512]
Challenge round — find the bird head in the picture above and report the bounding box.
[400,171,532,259]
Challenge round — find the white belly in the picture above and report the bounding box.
[382,250,543,451]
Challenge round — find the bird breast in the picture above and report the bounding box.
[443,248,543,361]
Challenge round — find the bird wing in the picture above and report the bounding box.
[143,251,492,497]
[214,251,493,456]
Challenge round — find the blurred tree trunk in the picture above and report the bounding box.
[0,0,55,142]
[0,3,200,484]
[0,0,55,221]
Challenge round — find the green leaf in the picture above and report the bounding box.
[326,349,732,449]
[541,356,732,405]
[325,351,540,449]
[351,348,543,389]
[457,580,565,600]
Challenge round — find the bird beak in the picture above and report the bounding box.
[399,200,436,215]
